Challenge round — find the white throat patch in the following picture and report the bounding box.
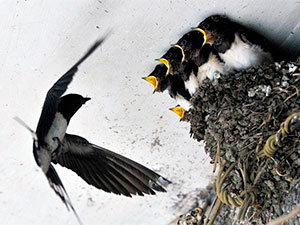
[45,112,68,151]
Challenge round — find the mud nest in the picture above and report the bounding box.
[187,59,300,224]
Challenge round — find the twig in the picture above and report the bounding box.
[206,199,223,225]
[204,195,218,225]
[213,141,220,173]
[267,203,300,225]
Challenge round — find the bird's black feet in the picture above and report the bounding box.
[51,137,63,159]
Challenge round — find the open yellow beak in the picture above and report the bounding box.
[193,28,207,46]
[156,58,170,75]
[173,44,186,62]
[142,76,158,89]
[170,106,185,119]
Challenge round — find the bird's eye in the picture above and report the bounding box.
[202,23,210,30]
[215,37,222,46]
[211,16,220,22]
[181,40,187,45]
[167,52,172,58]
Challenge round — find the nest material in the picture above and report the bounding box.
[186,59,300,224]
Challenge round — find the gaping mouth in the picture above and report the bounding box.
[156,58,170,75]
[142,76,158,89]
[169,106,185,119]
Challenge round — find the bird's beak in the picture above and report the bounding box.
[192,28,207,46]
[142,76,158,89]
[169,106,185,119]
[83,97,91,104]
[172,44,186,63]
[155,58,170,75]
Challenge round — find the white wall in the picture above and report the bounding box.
[0,1,299,225]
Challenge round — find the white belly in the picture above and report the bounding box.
[198,53,225,82]
[44,112,68,151]
[220,34,272,71]
[38,147,52,173]
[175,95,192,110]
[184,73,199,96]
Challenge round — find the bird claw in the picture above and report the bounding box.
[51,137,64,158]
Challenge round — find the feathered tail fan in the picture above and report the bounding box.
[46,165,83,225]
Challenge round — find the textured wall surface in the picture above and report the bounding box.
[0,1,299,225]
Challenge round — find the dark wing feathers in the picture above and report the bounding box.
[52,134,170,197]
[91,146,170,193]
[36,38,106,139]
[46,165,83,225]
[92,159,141,196]
[104,159,154,195]
[238,29,270,52]
[105,154,164,193]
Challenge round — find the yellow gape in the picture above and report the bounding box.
[193,28,207,46]
[156,58,170,75]
[173,44,186,62]
[170,106,185,119]
[142,76,158,89]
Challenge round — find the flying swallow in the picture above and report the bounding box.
[17,37,171,224]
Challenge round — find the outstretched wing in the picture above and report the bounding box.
[36,38,106,140]
[52,134,171,197]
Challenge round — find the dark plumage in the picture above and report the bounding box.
[157,46,184,75]
[142,64,168,92]
[166,73,192,110]
[174,60,199,96]
[143,63,192,110]
[34,39,106,224]
[177,30,206,62]
[156,46,197,98]
[174,28,225,83]
[193,43,226,82]
[27,37,170,224]
[197,15,273,71]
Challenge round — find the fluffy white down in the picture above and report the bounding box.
[175,95,192,110]
[197,53,226,82]
[184,73,199,95]
[220,34,272,71]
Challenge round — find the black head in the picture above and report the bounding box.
[213,32,233,53]
[157,46,184,75]
[149,64,168,79]
[177,30,205,61]
[143,64,168,92]
[197,15,231,45]
[162,46,184,63]
[198,15,229,32]
[57,94,90,123]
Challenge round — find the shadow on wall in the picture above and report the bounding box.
[229,6,300,60]
[245,24,299,61]
[194,7,300,60]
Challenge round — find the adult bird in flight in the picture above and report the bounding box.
[15,36,170,224]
